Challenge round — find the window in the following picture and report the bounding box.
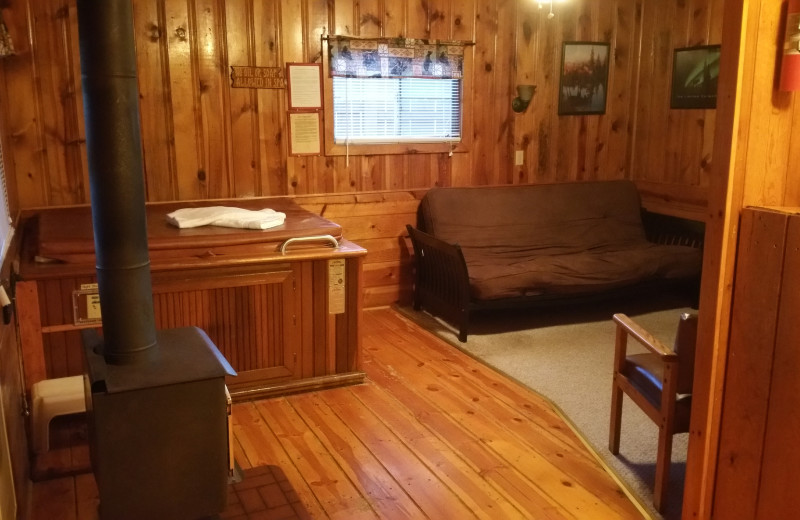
[323,36,472,156]
[332,76,461,144]
[0,139,11,263]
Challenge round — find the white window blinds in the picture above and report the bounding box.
[332,76,461,144]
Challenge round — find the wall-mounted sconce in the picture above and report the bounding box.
[512,85,536,113]
[780,0,800,91]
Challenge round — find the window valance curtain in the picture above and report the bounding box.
[328,36,466,79]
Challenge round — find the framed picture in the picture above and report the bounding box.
[288,111,321,156]
[287,63,322,110]
[670,45,720,109]
[558,42,610,115]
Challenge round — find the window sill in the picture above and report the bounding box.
[323,139,470,157]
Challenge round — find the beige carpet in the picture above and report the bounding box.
[398,295,693,520]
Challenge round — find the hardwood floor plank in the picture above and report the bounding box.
[254,398,379,519]
[232,401,328,518]
[313,386,484,520]
[32,477,77,520]
[344,382,538,519]
[232,434,253,470]
[286,390,425,519]
[31,308,645,520]
[366,309,572,428]
[362,333,577,519]
[365,310,634,516]
[364,310,585,451]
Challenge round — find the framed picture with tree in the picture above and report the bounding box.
[670,45,720,109]
[558,42,610,115]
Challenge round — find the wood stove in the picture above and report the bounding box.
[83,327,235,520]
[77,1,236,518]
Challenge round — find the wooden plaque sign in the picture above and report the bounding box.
[230,66,286,89]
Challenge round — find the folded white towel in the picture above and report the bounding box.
[166,206,287,230]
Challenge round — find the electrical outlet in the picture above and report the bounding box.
[515,150,524,166]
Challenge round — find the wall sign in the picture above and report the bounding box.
[230,66,286,89]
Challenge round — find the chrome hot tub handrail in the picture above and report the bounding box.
[279,234,340,255]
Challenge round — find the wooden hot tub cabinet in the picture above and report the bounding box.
[15,198,367,401]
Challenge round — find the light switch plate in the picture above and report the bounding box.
[515,150,524,166]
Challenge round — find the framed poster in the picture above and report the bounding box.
[287,63,322,110]
[670,45,721,109]
[288,111,321,156]
[558,41,610,115]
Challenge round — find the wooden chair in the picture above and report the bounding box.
[609,312,699,512]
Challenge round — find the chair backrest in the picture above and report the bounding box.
[674,313,699,394]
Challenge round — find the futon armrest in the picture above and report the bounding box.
[405,225,471,297]
[406,225,472,340]
[641,210,705,249]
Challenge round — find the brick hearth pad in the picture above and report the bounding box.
[222,465,312,519]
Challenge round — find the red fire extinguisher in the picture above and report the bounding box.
[780,0,800,91]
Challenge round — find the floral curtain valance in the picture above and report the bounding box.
[328,37,466,79]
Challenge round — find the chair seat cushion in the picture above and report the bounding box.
[624,353,692,432]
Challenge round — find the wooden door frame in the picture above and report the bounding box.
[683,1,795,518]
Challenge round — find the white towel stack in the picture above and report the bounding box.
[166,206,287,230]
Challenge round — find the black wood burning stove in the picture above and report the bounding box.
[77,1,235,518]
[83,327,235,520]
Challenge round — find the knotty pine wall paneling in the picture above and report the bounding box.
[294,190,422,308]
[0,238,30,519]
[712,209,800,520]
[630,0,722,218]
[683,2,800,517]
[1,0,720,209]
[0,0,724,309]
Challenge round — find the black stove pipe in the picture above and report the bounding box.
[76,0,158,365]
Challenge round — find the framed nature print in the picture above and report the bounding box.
[670,45,720,109]
[558,42,610,115]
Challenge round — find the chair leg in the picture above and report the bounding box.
[653,425,674,513]
[609,378,623,454]
[458,309,469,343]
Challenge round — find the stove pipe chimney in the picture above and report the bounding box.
[76,0,158,365]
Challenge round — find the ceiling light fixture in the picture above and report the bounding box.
[537,0,556,19]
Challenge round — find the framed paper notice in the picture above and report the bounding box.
[288,111,321,155]
[287,63,322,110]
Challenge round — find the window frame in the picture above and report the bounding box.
[321,39,473,157]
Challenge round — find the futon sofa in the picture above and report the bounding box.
[406,180,704,341]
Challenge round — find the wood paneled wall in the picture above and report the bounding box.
[0,0,723,308]
[683,2,800,518]
[711,208,800,520]
[0,242,29,520]
[0,0,721,212]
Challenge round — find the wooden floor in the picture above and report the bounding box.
[30,308,646,519]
